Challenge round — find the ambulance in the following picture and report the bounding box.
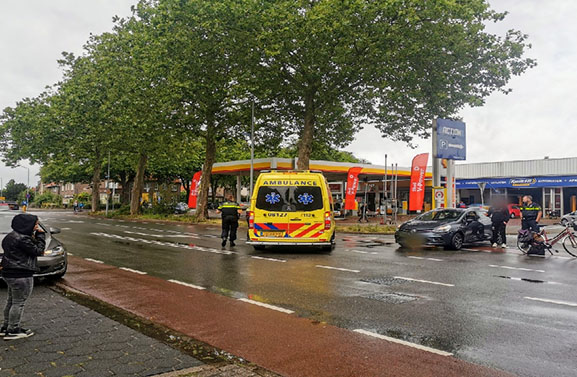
[246,170,336,251]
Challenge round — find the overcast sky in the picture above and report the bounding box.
[1,1,575,188]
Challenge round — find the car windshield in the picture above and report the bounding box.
[417,210,462,221]
[256,186,323,212]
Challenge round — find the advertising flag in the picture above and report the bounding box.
[188,171,202,209]
[344,167,363,210]
[409,153,429,211]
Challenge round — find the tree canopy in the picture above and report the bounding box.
[0,0,535,215]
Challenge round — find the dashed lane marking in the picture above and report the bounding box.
[353,329,453,356]
[316,265,360,273]
[84,258,104,264]
[251,256,287,263]
[168,279,206,290]
[489,264,545,273]
[237,298,294,314]
[524,297,577,307]
[352,249,378,255]
[123,230,199,239]
[61,228,71,230]
[394,276,454,287]
[407,256,443,262]
[90,232,235,255]
[119,267,147,275]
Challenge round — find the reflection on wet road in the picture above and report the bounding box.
[38,212,577,377]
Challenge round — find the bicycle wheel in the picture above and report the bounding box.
[517,238,530,254]
[562,235,577,257]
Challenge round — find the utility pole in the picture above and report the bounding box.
[249,101,255,202]
[105,151,111,216]
[383,154,387,224]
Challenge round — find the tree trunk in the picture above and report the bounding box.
[130,153,148,215]
[91,159,102,213]
[297,92,316,170]
[180,176,191,202]
[195,120,217,221]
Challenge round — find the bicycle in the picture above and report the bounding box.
[517,221,577,257]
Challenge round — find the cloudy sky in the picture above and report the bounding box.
[1,0,575,189]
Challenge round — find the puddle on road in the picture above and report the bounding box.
[361,292,419,304]
[497,275,546,283]
[360,277,409,286]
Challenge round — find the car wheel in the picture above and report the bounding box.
[449,232,464,250]
[322,233,336,252]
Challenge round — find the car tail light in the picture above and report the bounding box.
[248,211,254,229]
[324,211,332,230]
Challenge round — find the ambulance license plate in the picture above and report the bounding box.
[262,231,285,237]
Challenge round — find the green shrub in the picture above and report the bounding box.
[34,192,62,207]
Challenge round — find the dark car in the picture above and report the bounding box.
[0,211,67,279]
[395,208,492,250]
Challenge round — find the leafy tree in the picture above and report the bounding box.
[133,0,260,220]
[3,179,27,201]
[253,0,536,169]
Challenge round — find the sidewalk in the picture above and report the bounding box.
[0,284,271,377]
[54,256,514,377]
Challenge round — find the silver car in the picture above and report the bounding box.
[561,211,577,226]
[0,210,67,279]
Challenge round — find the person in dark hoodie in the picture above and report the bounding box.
[488,199,510,248]
[1,214,46,340]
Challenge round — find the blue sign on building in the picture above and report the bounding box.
[436,119,466,160]
[456,176,577,189]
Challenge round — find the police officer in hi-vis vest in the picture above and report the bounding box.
[217,195,242,247]
[520,195,542,232]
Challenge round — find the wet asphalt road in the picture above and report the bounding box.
[36,211,577,377]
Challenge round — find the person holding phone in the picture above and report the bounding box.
[1,214,46,340]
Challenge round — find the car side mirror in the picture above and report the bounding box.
[49,227,61,234]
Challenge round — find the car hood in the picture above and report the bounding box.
[0,233,60,254]
[401,220,456,231]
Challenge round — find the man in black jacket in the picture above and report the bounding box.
[1,214,46,340]
[488,200,510,248]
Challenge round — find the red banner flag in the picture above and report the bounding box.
[344,167,363,210]
[409,153,429,211]
[188,171,202,209]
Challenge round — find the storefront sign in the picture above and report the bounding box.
[344,167,363,210]
[188,171,202,209]
[409,153,429,211]
[436,119,466,160]
[456,175,577,189]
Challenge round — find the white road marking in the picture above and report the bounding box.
[119,267,147,275]
[524,297,577,307]
[316,265,360,273]
[553,256,574,260]
[168,279,205,290]
[123,230,199,239]
[237,298,294,314]
[489,265,545,273]
[67,252,74,256]
[394,276,454,287]
[90,232,235,255]
[408,256,443,262]
[61,228,71,230]
[353,329,453,356]
[251,256,286,263]
[84,258,104,264]
[352,249,369,254]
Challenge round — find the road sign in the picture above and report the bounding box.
[435,119,466,160]
[433,187,447,209]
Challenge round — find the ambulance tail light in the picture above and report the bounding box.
[324,211,332,230]
[248,211,255,229]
